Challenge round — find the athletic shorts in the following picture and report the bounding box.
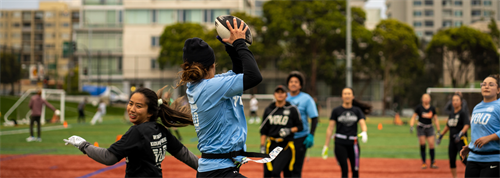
[417,125,435,137]
[250,110,257,115]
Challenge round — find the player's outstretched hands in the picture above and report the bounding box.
[410,126,414,134]
[64,135,86,148]
[303,134,314,148]
[279,128,291,137]
[453,131,463,143]
[358,131,368,143]
[321,145,328,160]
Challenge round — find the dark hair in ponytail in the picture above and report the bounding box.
[488,74,500,98]
[131,86,193,127]
[176,62,209,88]
[343,87,372,114]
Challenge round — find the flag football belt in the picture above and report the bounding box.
[201,150,270,167]
[470,149,500,155]
[417,122,433,128]
[335,133,357,140]
[269,137,285,143]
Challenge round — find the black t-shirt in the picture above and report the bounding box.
[108,121,184,177]
[447,109,470,139]
[414,105,436,125]
[260,102,303,142]
[330,106,365,144]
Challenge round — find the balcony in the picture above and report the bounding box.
[83,0,122,5]
[79,22,123,30]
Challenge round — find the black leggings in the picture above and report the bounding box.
[285,135,307,177]
[197,167,246,178]
[30,116,41,137]
[263,141,294,178]
[465,161,499,178]
[335,142,360,178]
[448,140,467,168]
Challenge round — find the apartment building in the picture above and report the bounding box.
[0,1,80,87]
[386,0,500,40]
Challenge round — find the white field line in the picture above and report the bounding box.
[0,125,71,136]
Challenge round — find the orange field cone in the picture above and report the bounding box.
[116,135,122,142]
[63,121,68,128]
[378,123,383,130]
[94,142,99,147]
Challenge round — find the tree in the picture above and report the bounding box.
[488,17,500,45]
[263,0,372,97]
[0,52,21,95]
[63,67,79,94]
[426,26,498,87]
[372,19,422,115]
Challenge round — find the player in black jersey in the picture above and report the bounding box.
[64,87,199,177]
[260,85,303,178]
[322,87,371,178]
[437,94,470,178]
[410,93,441,169]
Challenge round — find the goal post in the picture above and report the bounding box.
[426,87,482,116]
[3,89,65,126]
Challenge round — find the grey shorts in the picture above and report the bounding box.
[417,125,435,137]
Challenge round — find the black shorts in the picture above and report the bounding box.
[465,161,499,178]
[197,167,246,178]
[250,111,257,115]
[417,126,435,137]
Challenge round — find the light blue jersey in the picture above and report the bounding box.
[287,92,319,138]
[186,70,247,172]
[468,99,500,162]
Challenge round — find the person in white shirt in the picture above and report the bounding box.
[91,99,106,125]
[249,94,259,124]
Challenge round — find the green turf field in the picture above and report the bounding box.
[0,96,458,159]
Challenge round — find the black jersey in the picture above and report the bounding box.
[447,108,470,139]
[260,102,303,142]
[108,121,183,177]
[414,105,436,125]
[330,106,365,144]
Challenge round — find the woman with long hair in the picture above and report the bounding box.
[460,74,500,178]
[176,18,262,177]
[64,87,198,177]
[410,93,441,169]
[322,87,371,178]
[437,94,470,178]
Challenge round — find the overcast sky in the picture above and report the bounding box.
[1,0,386,18]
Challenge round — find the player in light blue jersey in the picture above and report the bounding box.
[460,74,500,178]
[176,18,263,178]
[285,71,319,177]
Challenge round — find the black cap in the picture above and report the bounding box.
[182,38,215,69]
[274,85,288,93]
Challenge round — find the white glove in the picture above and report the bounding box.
[359,131,368,143]
[55,110,61,116]
[279,128,291,137]
[321,145,328,160]
[63,135,86,148]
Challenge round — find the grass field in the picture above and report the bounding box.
[0,96,458,159]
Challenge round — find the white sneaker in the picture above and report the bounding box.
[37,137,42,142]
[26,136,36,142]
[255,117,261,124]
[249,118,255,124]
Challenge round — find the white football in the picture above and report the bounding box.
[215,15,252,47]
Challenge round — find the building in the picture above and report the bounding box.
[0,1,80,91]
[386,0,500,40]
[365,8,382,30]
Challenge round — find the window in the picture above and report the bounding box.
[45,44,55,49]
[484,0,492,6]
[45,23,53,27]
[414,1,422,5]
[12,23,20,28]
[125,10,150,24]
[22,33,31,40]
[72,11,80,19]
[442,20,452,27]
[151,59,157,69]
[443,10,452,17]
[151,36,160,47]
[151,10,157,23]
[454,21,463,26]
[425,10,433,16]
[414,11,422,17]
[414,21,422,27]
[442,0,452,6]
[13,12,21,18]
[158,10,177,24]
[11,33,20,38]
[471,0,481,6]
[23,22,31,29]
[484,11,493,17]
[416,31,423,37]
[455,0,462,6]
[472,10,481,16]
[183,10,203,23]
[45,33,55,39]
[61,33,70,39]
[424,20,434,27]
[35,12,43,19]
[424,31,433,36]
[45,12,53,18]
[210,9,230,22]
[424,0,433,5]
[35,23,43,30]
[118,10,122,23]
[62,23,70,27]
[85,10,119,26]
[455,10,463,17]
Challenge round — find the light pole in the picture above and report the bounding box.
[346,0,352,87]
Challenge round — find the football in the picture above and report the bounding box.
[215,15,252,46]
